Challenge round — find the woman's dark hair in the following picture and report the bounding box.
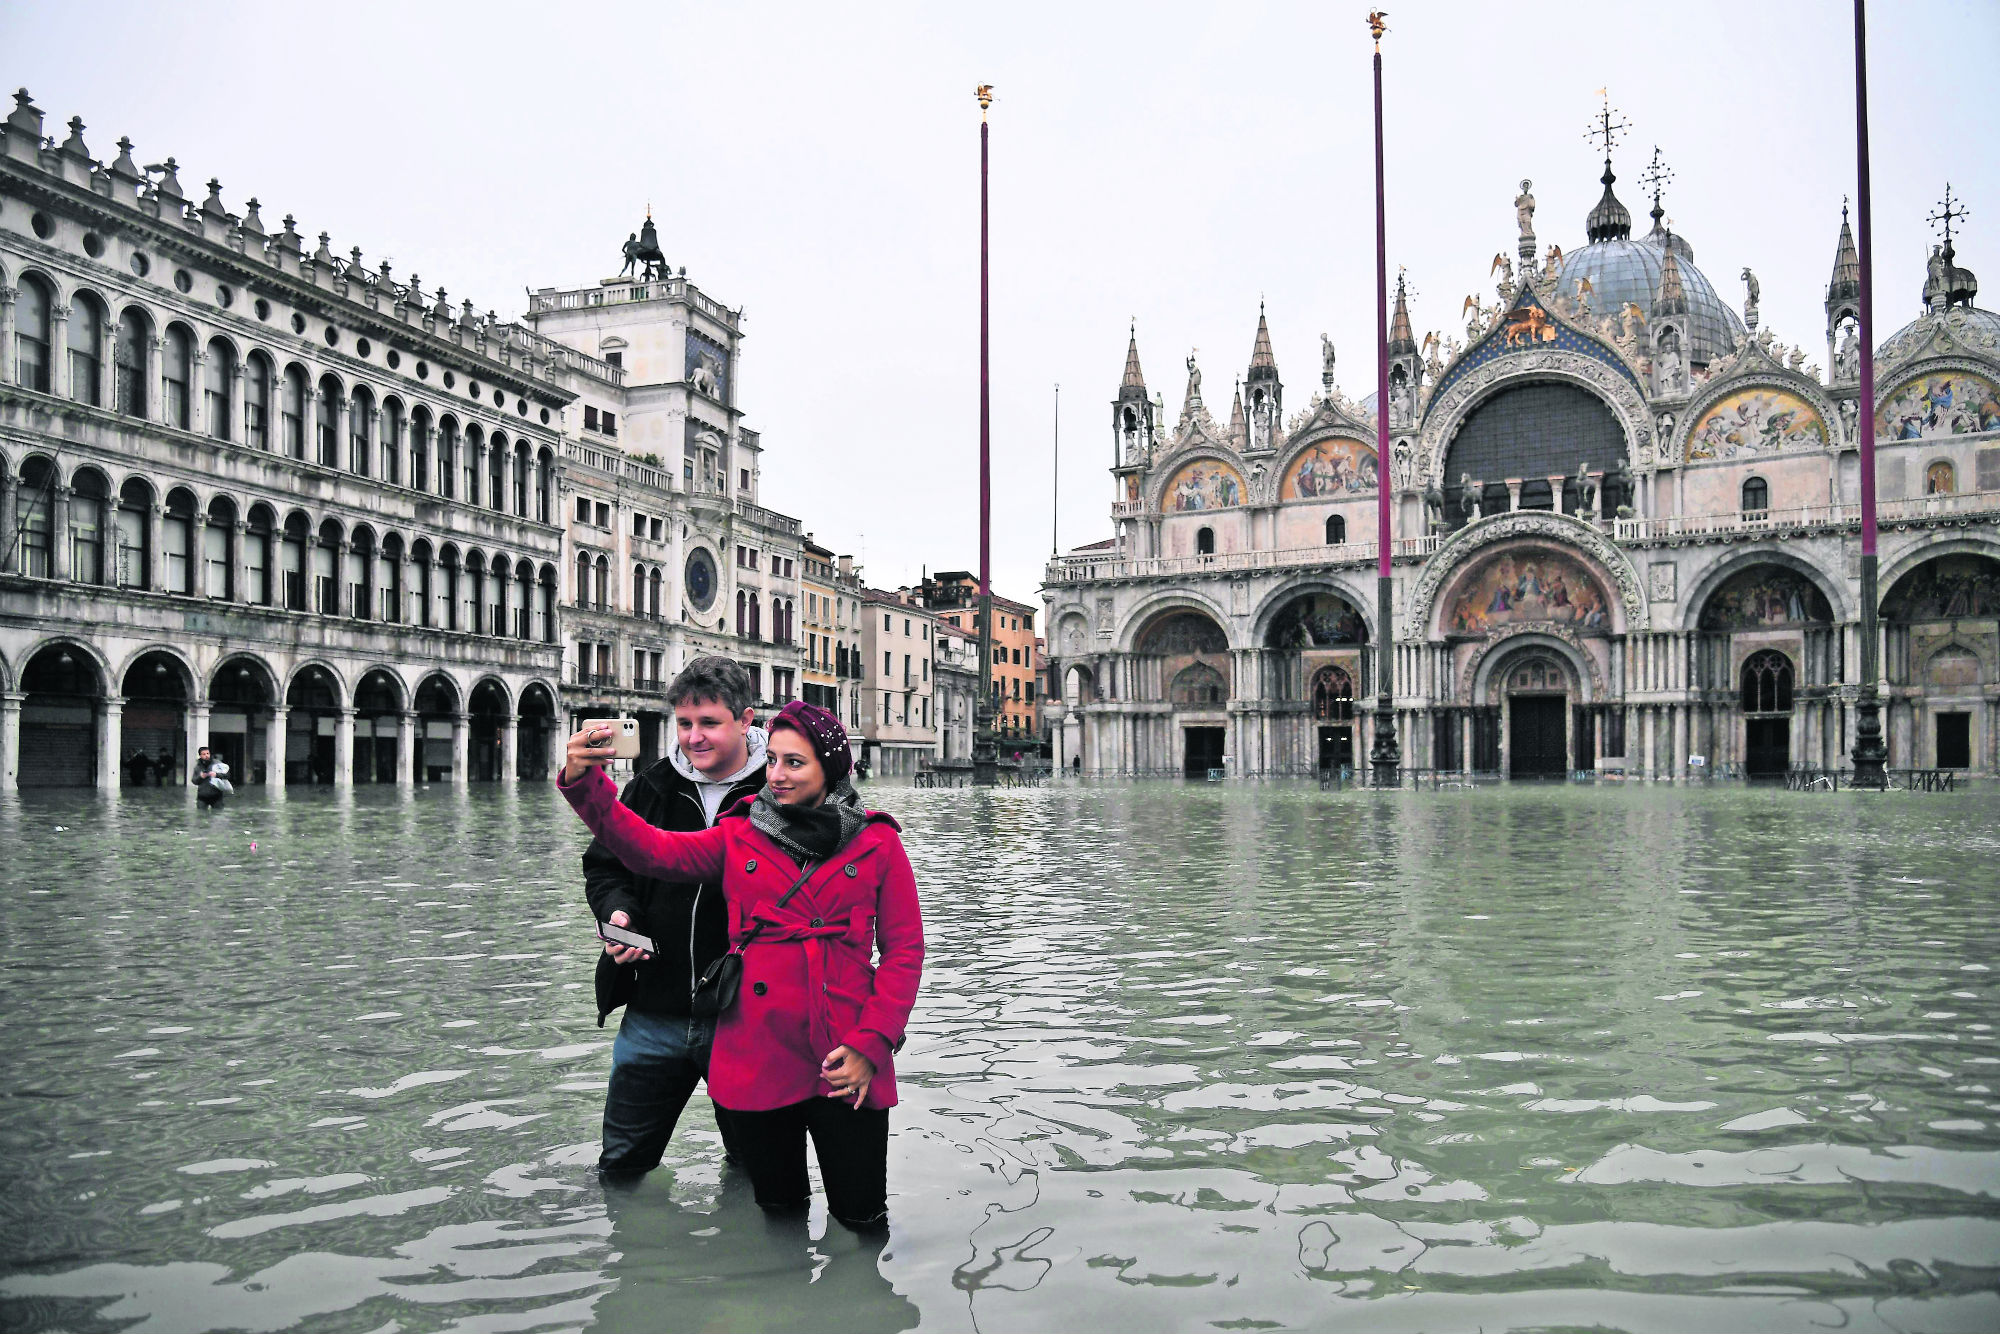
[667,655,755,716]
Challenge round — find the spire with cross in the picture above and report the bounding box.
[1639,145,1673,228]
[1584,91,1630,168]
[1582,92,1634,242]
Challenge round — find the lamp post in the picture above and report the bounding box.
[1848,0,1887,787]
[972,84,999,788]
[1367,10,1401,786]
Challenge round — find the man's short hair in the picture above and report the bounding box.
[668,656,755,716]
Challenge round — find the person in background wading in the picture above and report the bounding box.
[585,656,770,1181]
[561,699,922,1228]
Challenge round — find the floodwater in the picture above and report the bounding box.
[2,781,1998,1334]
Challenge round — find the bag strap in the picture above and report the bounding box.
[733,859,819,953]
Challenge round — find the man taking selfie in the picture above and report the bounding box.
[584,656,768,1180]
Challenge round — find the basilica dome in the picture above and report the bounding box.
[1553,231,1744,367]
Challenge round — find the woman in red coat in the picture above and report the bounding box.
[559,701,922,1227]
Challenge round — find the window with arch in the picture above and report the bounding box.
[14,457,55,576]
[347,527,374,620]
[410,408,432,492]
[538,564,558,642]
[163,489,196,595]
[575,550,591,607]
[410,539,435,626]
[244,354,272,450]
[163,325,193,429]
[1325,514,1346,545]
[535,448,553,523]
[381,399,404,486]
[437,548,459,628]
[1311,664,1356,721]
[1925,460,1956,495]
[67,294,105,407]
[487,435,505,511]
[1740,649,1794,714]
[204,338,236,441]
[464,428,483,505]
[281,513,310,610]
[437,420,458,499]
[514,559,534,638]
[14,274,52,392]
[1170,661,1228,707]
[486,555,507,635]
[513,443,529,516]
[1196,526,1215,556]
[1740,476,1769,514]
[649,567,663,618]
[116,477,151,589]
[633,563,647,615]
[245,504,274,605]
[70,470,109,584]
[315,377,340,466]
[204,496,235,599]
[379,534,404,622]
[349,386,373,476]
[313,519,341,613]
[461,554,484,634]
[281,365,307,458]
[114,308,148,416]
[593,554,608,608]
[736,588,748,636]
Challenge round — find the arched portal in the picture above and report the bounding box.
[121,650,194,787]
[1482,644,1583,779]
[1442,382,1628,526]
[210,656,277,783]
[1881,552,2000,770]
[20,644,104,788]
[414,673,461,782]
[1133,608,1231,778]
[286,665,341,785]
[518,682,557,780]
[1310,664,1357,773]
[353,669,403,783]
[468,678,509,781]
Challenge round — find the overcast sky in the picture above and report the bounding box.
[8,0,1996,612]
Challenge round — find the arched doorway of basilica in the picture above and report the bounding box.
[1264,589,1368,775]
[1695,563,1835,774]
[1492,650,1578,779]
[1309,664,1356,773]
[1132,609,1231,778]
[1880,552,2000,770]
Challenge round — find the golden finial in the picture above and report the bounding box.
[1367,10,1388,49]
[975,84,994,119]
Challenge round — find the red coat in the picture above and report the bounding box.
[560,766,923,1111]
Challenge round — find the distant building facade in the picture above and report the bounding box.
[933,619,978,761]
[1046,150,2000,778]
[800,536,864,737]
[914,571,1041,745]
[860,587,937,774]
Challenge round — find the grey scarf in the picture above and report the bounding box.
[749,778,872,867]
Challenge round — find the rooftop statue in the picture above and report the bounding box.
[1515,179,1536,239]
[620,211,669,281]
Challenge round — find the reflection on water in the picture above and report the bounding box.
[2,782,1997,1332]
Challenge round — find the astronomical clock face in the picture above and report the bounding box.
[685,547,717,612]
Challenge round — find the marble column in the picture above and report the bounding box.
[499,715,518,782]
[0,286,16,387]
[1,691,22,790]
[185,701,211,780]
[230,521,248,604]
[147,503,166,592]
[1676,705,1691,780]
[266,705,288,789]
[50,486,71,581]
[1642,705,1657,780]
[49,304,71,400]
[231,363,248,449]
[451,711,469,784]
[396,710,416,786]
[333,707,355,787]
[188,350,207,436]
[100,695,125,792]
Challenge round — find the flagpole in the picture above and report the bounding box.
[1367,10,1401,786]
[1848,0,1886,786]
[972,84,999,787]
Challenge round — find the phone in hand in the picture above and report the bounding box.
[581,717,641,760]
[598,920,657,954]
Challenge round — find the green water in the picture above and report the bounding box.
[2,782,1997,1333]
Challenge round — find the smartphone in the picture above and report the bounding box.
[581,717,641,760]
[598,920,657,954]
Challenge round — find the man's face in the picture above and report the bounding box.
[198,749,211,761]
[674,699,753,778]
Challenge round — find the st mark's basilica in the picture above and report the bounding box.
[1044,141,2000,780]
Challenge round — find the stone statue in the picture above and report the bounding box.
[1390,374,1413,424]
[1491,253,1516,303]
[1251,393,1274,451]
[1423,478,1445,532]
[1458,472,1481,521]
[619,232,640,278]
[1741,267,1760,331]
[1320,332,1336,385]
[1392,436,1414,488]
[1657,335,1685,394]
[1515,179,1536,239]
[1834,323,1858,381]
[1575,459,1599,518]
[1186,351,1202,400]
[628,212,667,282]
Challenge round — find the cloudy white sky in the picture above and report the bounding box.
[8,0,1995,609]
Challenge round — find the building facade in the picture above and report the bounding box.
[525,255,802,761]
[1047,153,2000,779]
[860,588,937,774]
[1,91,570,789]
[800,537,864,733]
[917,571,1042,744]
[934,619,978,761]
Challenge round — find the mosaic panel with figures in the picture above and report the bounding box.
[1697,565,1834,630]
[1876,373,2000,441]
[1283,439,1378,499]
[1164,459,1245,512]
[1883,554,2000,621]
[1686,389,1827,460]
[1445,546,1612,636]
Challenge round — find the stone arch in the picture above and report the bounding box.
[413,670,462,714]
[1149,448,1249,514]
[0,643,12,695]
[1464,628,1603,705]
[1270,430,1380,506]
[1674,369,1840,463]
[1679,547,1849,633]
[18,634,112,693]
[285,658,350,709]
[1250,576,1376,647]
[1872,358,2000,442]
[467,673,514,713]
[1877,536,2000,603]
[1053,611,1092,658]
[1420,358,1650,495]
[1411,511,1646,638]
[1117,590,1235,654]
[116,644,200,701]
[1168,660,1228,707]
[210,654,280,706]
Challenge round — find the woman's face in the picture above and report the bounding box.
[765,728,827,806]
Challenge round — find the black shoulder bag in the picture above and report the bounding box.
[689,860,817,1018]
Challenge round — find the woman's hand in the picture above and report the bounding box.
[603,909,650,963]
[563,725,614,785]
[820,1045,875,1108]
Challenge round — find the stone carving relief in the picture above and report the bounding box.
[1458,623,1606,706]
[1407,510,1650,639]
[1095,596,1115,640]
[1648,561,1677,603]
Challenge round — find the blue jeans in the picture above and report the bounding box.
[601,1010,722,1175]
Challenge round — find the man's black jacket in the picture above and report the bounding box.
[583,757,765,1026]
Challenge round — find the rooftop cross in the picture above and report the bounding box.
[1584,90,1630,165]
[1639,145,1673,220]
[1927,183,1969,252]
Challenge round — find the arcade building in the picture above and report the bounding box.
[1045,152,2000,780]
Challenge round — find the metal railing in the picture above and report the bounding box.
[528,278,740,330]
[1045,534,1441,584]
[1614,490,2000,543]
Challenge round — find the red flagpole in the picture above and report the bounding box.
[1849,0,1886,784]
[1367,11,1401,784]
